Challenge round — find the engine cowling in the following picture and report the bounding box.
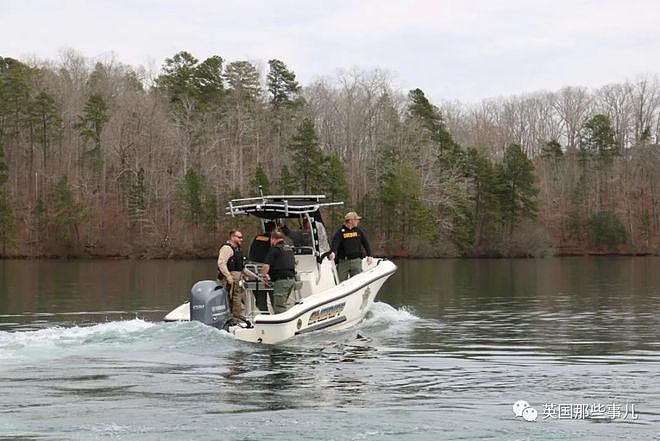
[189,280,231,330]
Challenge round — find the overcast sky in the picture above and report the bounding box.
[2,0,659,103]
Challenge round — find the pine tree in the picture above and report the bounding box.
[45,176,91,246]
[377,162,437,252]
[286,118,325,193]
[225,61,261,102]
[250,165,271,195]
[28,91,62,173]
[277,165,297,194]
[75,94,110,169]
[497,144,539,235]
[581,114,617,161]
[407,88,460,164]
[177,168,206,227]
[267,59,302,108]
[157,51,225,108]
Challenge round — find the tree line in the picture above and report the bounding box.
[0,50,658,258]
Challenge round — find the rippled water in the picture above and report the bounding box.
[1,257,659,440]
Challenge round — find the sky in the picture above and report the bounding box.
[2,0,660,103]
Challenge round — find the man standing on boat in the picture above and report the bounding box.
[261,230,297,314]
[217,230,256,321]
[329,212,373,281]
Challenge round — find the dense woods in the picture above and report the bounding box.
[0,50,658,258]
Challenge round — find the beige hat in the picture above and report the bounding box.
[344,211,362,220]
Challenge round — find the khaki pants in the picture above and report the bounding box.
[272,279,296,314]
[226,271,244,318]
[337,258,363,281]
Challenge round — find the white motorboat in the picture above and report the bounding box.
[164,194,397,344]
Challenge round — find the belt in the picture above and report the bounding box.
[272,277,295,282]
[339,256,361,260]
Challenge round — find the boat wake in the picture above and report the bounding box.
[362,301,420,325]
[0,319,237,366]
[0,301,418,366]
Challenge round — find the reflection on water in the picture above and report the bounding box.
[0,257,659,439]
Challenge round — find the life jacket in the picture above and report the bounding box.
[218,242,244,280]
[267,242,296,281]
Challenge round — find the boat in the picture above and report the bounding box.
[164,194,397,344]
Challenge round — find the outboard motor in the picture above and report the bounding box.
[189,280,231,330]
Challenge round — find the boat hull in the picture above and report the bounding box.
[233,259,396,343]
[164,259,397,344]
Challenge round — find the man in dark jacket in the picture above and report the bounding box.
[261,230,297,314]
[329,212,373,281]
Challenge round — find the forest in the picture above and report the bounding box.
[0,50,658,258]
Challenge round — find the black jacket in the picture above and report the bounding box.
[330,225,372,259]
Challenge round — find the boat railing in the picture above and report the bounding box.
[226,196,343,217]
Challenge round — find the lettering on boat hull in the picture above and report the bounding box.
[308,302,346,326]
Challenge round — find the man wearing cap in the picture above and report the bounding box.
[261,230,297,313]
[329,212,373,281]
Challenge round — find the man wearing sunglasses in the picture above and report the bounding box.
[218,229,256,321]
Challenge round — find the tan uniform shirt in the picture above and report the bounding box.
[217,244,238,281]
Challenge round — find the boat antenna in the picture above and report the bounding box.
[258,185,264,200]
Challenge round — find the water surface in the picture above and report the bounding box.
[1,257,659,440]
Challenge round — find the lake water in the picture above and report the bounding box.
[1,257,659,440]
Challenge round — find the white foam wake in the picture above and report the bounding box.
[0,319,155,363]
[0,319,154,345]
[363,301,420,325]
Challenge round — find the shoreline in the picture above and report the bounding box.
[1,251,658,261]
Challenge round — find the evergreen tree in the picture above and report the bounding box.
[541,139,563,160]
[320,153,350,226]
[75,94,110,169]
[286,118,325,193]
[28,91,62,171]
[177,168,205,227]
[377,161,437,251]
[321,153,350,203]
[581,114,617,161]
[195,55,225,106]
[249,165,271,195]
[277,165,297,194]
[579,114,618,212]
[225,61,261,102]
[587,211,626,249]
[157,51,200,103]
[267,59,302,108]
[45,176,91,246]
[157,51,225,107]
[452,147,502,253]
[497,144,539,234]
[0,57,33,142]
[407,88,460,164]
[176,168,216,230]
